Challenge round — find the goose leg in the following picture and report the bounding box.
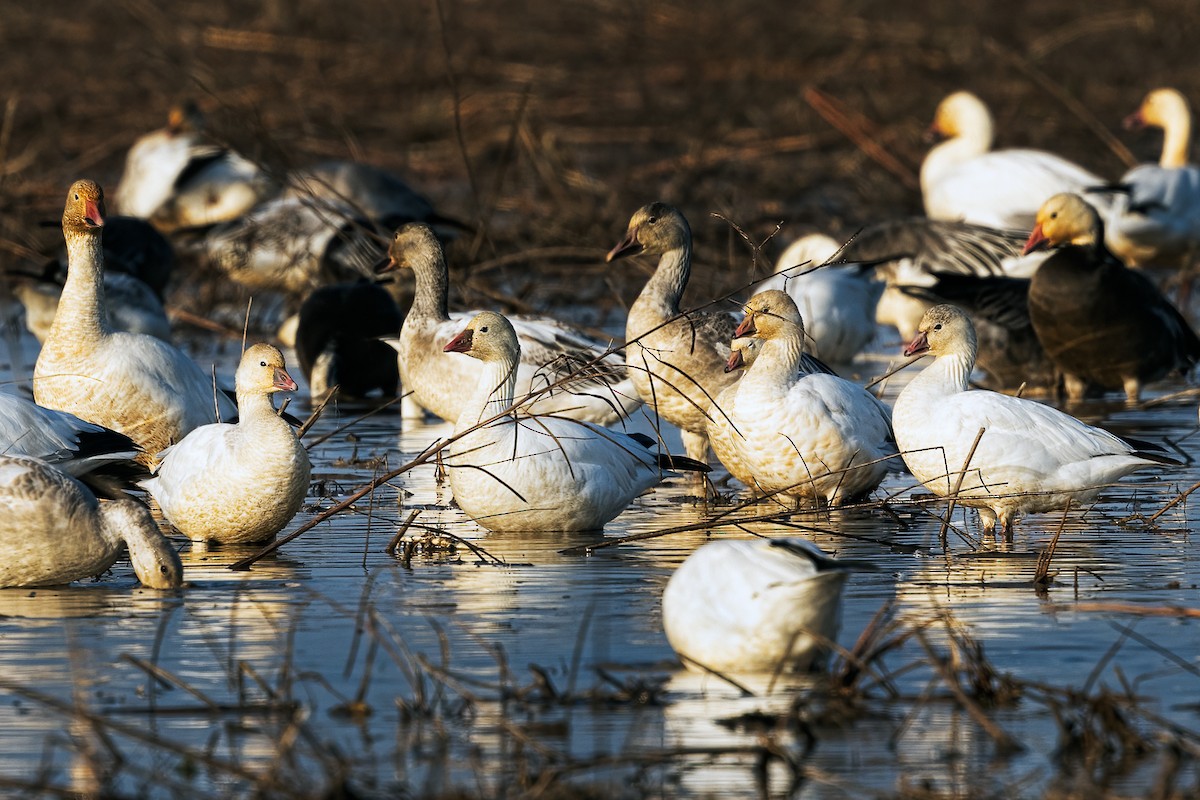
[1122,376,1142,405]
[679,429,710,466]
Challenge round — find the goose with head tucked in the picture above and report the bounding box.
[442,312,707,532]
[1024,193,1200,401]
[921,91,1109,231]
[607,202,739,463]
[707,291,896,505]
[892,304,1176,540]
[0,455,182,589]
[662,538,871,674]
[141,344,310,545]
[33,180,237,466]
[380,223,641,425]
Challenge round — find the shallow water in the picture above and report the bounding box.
[1,328,1198,798]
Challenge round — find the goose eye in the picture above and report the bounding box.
[933,323,943,331]
[73,193,79,201]
[647,216,658,224]
[260,360,267,367]
[480,325,489,333]
[1050,212,1058,219]
[160,565,169,574]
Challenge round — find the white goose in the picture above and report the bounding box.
[892,304,1175,539]
[33,180,237,466]
[141,344,311,545]
[0,455,182,589]
[921,91,1109,231]
[1102,88,1200,268]
[662,538,870,673]
[442,312,707,532]
[607,202,739,462]
[380,223,642,425]
[707,291,896,505]
[707,337,761,488]
[0,391,139,479]
[755,233,882,363]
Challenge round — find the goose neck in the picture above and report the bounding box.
[456,355,519,431]
[409,250,450,321]
[913,349,974,396]
[234,389,282,426]
[742,332,804,392]
[51,229,110,341]
[636,244,691,317]
[921,133,990,191]
[1160,112,1192,168]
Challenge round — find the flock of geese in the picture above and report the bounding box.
[2,86,1199,675]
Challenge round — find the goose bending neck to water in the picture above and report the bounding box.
[33,180,236,465]
[606,202,739,463]
[441,312,707,532]
[0,455,182,589]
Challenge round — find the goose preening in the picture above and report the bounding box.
[381,222,641,425]
[113,102,274,231]
[754,233,882,363]
[0,455,182,589]
[706,291,896,505]
[33,180,237,466]
[607,202,739,462]
[1024,193,1200,401]
[921,91,1109,231]
[1099,88,1200,269]
[662,538,870,673]
[141,345,311,544]
[892,305,1176,540]
[441,312,707,532]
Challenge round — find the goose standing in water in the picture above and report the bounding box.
[607,202,739,463]
[142,345,309,545]
[707,291,896,505]
[380,223,641,425]
[442,312,707,532]
[33,180,237,465]
[662,538,870,673]
[892,305,1175,540]
[1024,193,1200,401]
[0,455,182,589]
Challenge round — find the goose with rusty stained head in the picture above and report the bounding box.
[921,91,1109,231]
[441,312,708,532]
[707,291,896,505]
[662,538,872,673]
[33,180,237,466]
[607,202,739,463]
[141,345,311,545]
[892,304,1176,540]
[380,222,641,425]
[0,455,182,589]
[1024,193,1200,401]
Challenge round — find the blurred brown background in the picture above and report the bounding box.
[0,0,1195,313]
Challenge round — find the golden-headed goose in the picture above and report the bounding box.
[708,291,896,505]
[921,91,1109,231]
[380,222,641,425]
[1024,193,1200,401]
[892,305,1176,540]
[33,180,237,466]
[441,312,707,532]
[0,455,182,589]
[607,202,738,463]
[141,344,311,545]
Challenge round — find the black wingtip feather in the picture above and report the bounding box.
[656,454,711,473]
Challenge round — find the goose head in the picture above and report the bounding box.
[377,222,441,275]
[1125,88,1189,132]
[1022,193,1101,254]
[238,343,298,395]
[63,179,106,235]
[102,499,184,589]
[903,303,977,360]
[734,289,804,340]
[927,91,993,147]
[606,202,691,261]
[444,310,519,363]
[724,336,762,373]
[165,100,205,137]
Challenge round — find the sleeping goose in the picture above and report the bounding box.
[1101,88,1200,269]
[921,91,1109,231]
[707,291,896,505]
[33,180,237,466]
[1024,193,1200,401]
[892,304,1175,540]
[442,312,707,532]
[607,202,739,462]
[113,102,274,231]
[380,222,641,425]
[662,538,870,673]
[754,233,882,363]
[141,344,311,545]
[0,455,182,589]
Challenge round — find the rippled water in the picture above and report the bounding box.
[1,329,1198,798]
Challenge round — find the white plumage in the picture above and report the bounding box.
[0,391,138,478]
